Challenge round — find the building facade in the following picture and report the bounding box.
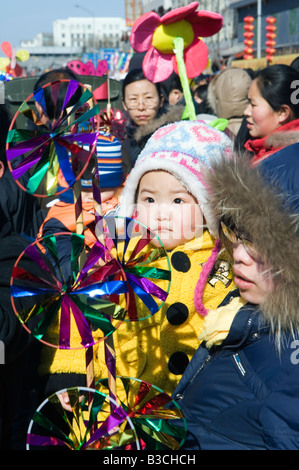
[53,16,126,50]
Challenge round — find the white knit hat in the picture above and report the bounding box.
[119,120,233,234]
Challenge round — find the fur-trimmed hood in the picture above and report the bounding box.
[265,129,299,149]
[205,152,299,337]
[207,68,252,120]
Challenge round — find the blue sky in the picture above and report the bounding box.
[0,0,126,47]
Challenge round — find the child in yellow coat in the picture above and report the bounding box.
[39,120,236,397]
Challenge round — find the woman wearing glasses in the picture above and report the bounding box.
[121,68,182,174]
[171,152,299,450]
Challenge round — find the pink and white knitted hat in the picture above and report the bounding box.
[119,120,233,235]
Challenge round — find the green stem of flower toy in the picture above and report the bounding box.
[173,36,196,121]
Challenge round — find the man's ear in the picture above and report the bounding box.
[122,99,128,112]
[0,161,5,178]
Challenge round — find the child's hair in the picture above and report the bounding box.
[193,84,208,102]
[33,67,82,121]
[121,68,162,100]
[255,64,299,119]
[161,72,183,97]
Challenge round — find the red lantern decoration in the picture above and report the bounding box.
[244,31,254,39]
[266,16,277,24]
[243,16,255,59]
[265,17,277,62]
[244,24,255,31]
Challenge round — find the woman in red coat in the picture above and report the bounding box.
[244,64,299,167]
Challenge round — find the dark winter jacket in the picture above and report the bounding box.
[171,151,299,450]
[173,301,299,450]
[245,118,299,167]
[258,141,299,215]
[0,225,38,449]
[0,169,45,240]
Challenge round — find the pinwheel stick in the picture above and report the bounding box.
[91,164,117,409]
[73,179,96,403]
[173,37,197,121]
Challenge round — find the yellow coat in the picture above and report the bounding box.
[39,230,235,395]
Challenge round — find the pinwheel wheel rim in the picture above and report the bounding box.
[10,231,128,349]
[6,79,100,198]
[26,386,141,450]
[96,376,187,450]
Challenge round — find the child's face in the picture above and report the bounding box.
[136,171,203,250]
[81,187,117,204]
[232,241,274,305]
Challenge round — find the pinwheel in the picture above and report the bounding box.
[130,2,223,120]
[10,231,127,350]
[26,386,140,450]
[97,376,187,450]
[97,216,171,322]
[6,79,100,197]
[98,108,127,142]
[10,219,170,387]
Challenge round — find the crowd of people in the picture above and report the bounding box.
[1,46,299,451]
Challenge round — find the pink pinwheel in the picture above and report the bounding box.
[130,1,223,83]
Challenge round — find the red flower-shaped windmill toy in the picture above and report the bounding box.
[130,2,223,120]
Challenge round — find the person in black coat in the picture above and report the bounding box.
[0,218,42,449]
[121,68,169,174]
[0,104,45,449]
[172,151,299,450]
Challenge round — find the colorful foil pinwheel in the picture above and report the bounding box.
[6,79,100,197]
[10,232,127,349]
[130,1,223,83]
[97,216,171,322]
[26,387,140,450]
[98,108,127,142]
[97,377,187,450]
[10,219,171,347]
